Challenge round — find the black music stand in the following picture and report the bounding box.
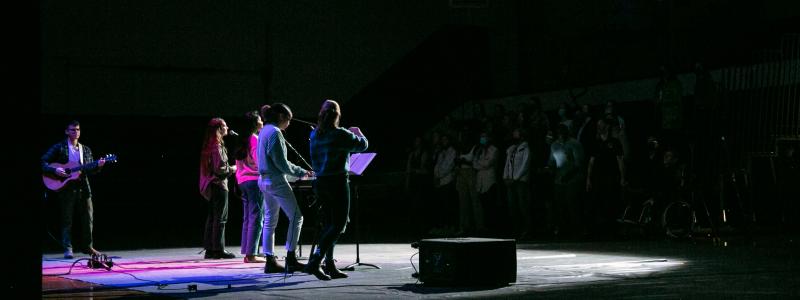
[341,153,380,271]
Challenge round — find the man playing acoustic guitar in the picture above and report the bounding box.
[41,120,106,259]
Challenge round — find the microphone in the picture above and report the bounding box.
[292,118,316,128]
[228,129,239,136]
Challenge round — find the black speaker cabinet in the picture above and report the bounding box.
[419,237,516,286]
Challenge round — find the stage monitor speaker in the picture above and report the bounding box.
[418,237,516,286]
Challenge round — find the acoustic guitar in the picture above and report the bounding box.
[43,154,117,191]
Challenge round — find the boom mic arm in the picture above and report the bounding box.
[292,118,316,128]
[285,140,313,170]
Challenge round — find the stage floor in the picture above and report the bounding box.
[42,236,800,299]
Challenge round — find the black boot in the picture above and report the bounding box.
[323,259,348,279]
[285,251,306,273]
[263,255,286,274]
[303,253,331,280]
[218,250,236,259]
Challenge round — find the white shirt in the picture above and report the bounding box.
[503,142,530,182]
[433,146,457,187]
[68,140,83,164]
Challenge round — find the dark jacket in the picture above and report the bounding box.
[199,143,234,201]
[41,140,101,194]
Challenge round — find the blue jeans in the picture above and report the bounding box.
[239,180,264,256]
[259,175,304,256]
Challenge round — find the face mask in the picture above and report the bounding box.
[605,107,613,114]
[479,137,488,145]
[558,109,566,117]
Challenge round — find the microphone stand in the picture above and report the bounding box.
[285,140,313,170]
[292,118,317,128]
[284,131,318,259]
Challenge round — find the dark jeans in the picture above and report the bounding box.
[553,179,583,235]
[59,185,93,251]
[589,176,621,232]
[432,182,457,230]
[204,184,229,252]
[506,180,532,235]
[313,175,350,262]
[239,180,263,256]
[479,184,500,235]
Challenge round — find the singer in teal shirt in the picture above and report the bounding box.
[304,99,368,281]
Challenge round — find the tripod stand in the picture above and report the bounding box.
[340,179,380,270]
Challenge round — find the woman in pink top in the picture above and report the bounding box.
[235,110,265,263]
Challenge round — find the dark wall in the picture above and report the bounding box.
[41,0,269,116]
[42,1,800,117]
[347,25,493,172]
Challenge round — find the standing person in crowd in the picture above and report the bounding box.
[557,102,574,132]
[775,142,799,230]
[433,134,458,234]
[235,110,266,263]
[525,97,551,235]
[257,103,313,273]
[604,100,630,162]
[306,99,369,280]
[41,120,107,259]
[575,104,596,152]
[586,118,627,236]
[455,126,486,236]
[548,124,585,237]
[655,65,685,146]
[430,131,443,170]
[503,128,532,239]
[406,135,431,234]
[471,131,499,235]
[199,118,237,259]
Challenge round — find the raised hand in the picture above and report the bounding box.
[348,127,363,137]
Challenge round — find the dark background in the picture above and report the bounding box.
[16,0,800,295]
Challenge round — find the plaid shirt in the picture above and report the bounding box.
[309,127,368,177]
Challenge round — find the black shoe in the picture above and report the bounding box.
[323,260,348,279]
[218,250,236,259]
[204,250,235,259]
[303,253,331,281]
[263,255,286,273]
[285,251,306,273]
[204,250,219,259]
